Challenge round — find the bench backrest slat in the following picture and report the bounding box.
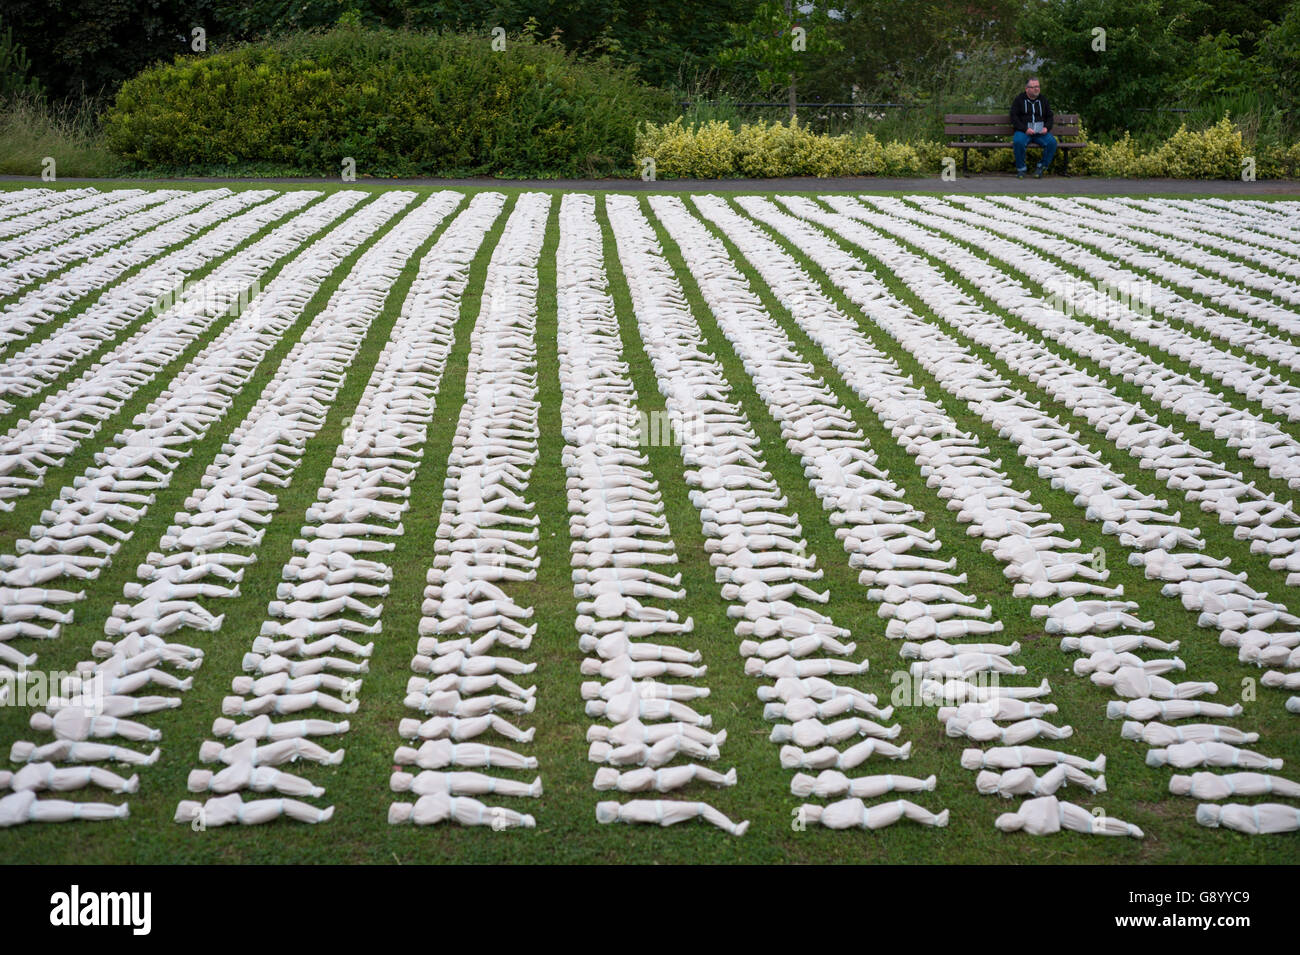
[945,112,1081,136]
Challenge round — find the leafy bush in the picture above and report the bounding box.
[637,116,931,178]
[104,26,672,177]
[1258,141,1300,179]
[1147,117,1246,177]
[1076,116,1249,178]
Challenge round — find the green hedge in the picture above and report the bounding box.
[638,114,1300,180]
[636,118,925,178]
[104,27,672,177]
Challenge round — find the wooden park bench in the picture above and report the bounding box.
[945,113,1087,175]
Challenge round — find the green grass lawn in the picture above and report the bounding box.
[1,182,1298,863]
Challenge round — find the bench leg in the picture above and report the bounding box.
[962,147,968,177]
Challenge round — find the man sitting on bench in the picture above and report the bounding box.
[1011,78,1057,179]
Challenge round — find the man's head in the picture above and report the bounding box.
[1025,78,1041,100]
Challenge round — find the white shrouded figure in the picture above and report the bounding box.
[0,762,137,794]
[1107,698,1242,721]
[390,771,542,799]
[398,715,533,744]
[586,720,723,748]
[885,617,1004,640]
[936,699,1057,723]
[962,747,1105,773]
[944,715,1072,744]
[1145,741,1282,770]
[199,737,343,767]
[780,739,911,770]
[1195,803,1300,834]
[1073,651,1185,676]
[389,794,535,828]
[975,765,1106,798]
[580,674,706,703]
[175,793,332,825]
[577,632,699,663]
[10,739,159,766]
[595,799,749,836]
[1043,611,1153,634]
[212,715,348,741]
[738,634,855,659]
[585,693,710,725]
[593,765,736,793]
[770,717,900,746]
[900,639,1019,660]
[798,798,948,830]
[1169,772,1300,800]
[757,676,878,707]
[920,678,1052,704]
[588,736,718,767]
[1121,721,1258,746]
[29,709,160,743]
[1261,670,1300,690]
[995,796,1143,838]
[746,656,868,678]
[909,654,1025,680]
[764,695,892,721]
[392,739,538,770]
[580,656,704,680]
[187,763,324,798]
[1090,667,1217,699]
[1060,634,1180,654]
[0,790,129,827]
[790,771,936,799]
[230,671,360,699]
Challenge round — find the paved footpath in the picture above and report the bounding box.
[3,174,1298,195]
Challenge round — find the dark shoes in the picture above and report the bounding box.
[1034,165,1045,179]
[1017,169,1026,179]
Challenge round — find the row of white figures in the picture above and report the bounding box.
[777,196,1299,720]
[0,189,270,366]
[557,193,745,836]
[0,188,93,226]
[4,193,422,828]
[778,196,1295,821]
[1058,607,1300,835]
[0,190,201,298]
[1136,198,1300,265]
[0,191,385,694]
[853,198,1300,718]
[854,194,1300,521]
[0,189,288,392]
[1026,195,1300,333]
[116,191,443,655]
[1,629,199,827]
[1112,197,1300,276]
[662,195,1091,830]
[722,196,1258,836]
[929,195,1300,544]
[825,195,1279,527]
[705,196,1130,825]
[0,187,161,265]
[688,199,1093,679]
[172,193,501,829]
[0,189,342,549]
[938,194,1300,400]
[609,193,943,832]
[387,192,551,831]
[0,188,126,243]
[0,189,317,409]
